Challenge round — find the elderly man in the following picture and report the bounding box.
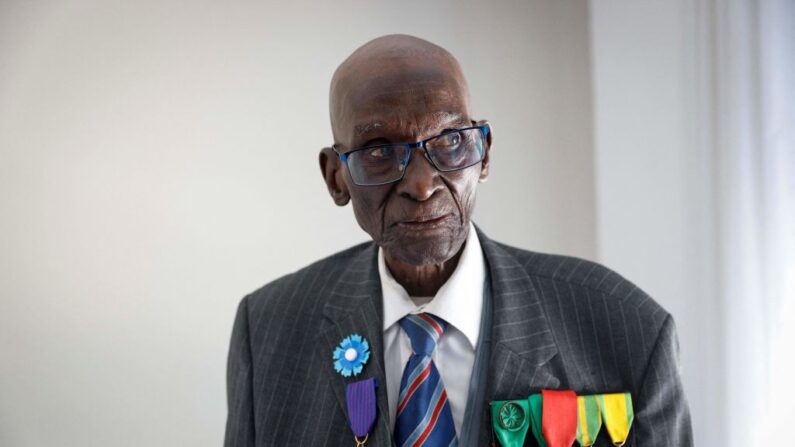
[225,35,692,447]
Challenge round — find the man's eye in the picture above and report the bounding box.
[368,146,395,158]
[435,132,462,149]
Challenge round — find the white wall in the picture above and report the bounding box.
[589,1,724,445]
[0,1,596,445]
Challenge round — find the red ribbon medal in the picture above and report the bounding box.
[541,389,577,447]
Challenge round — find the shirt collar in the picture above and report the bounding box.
[379,222,486,349]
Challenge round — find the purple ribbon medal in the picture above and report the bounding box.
[345,377,377,445]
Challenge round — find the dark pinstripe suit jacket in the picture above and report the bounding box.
[224,227,693,446]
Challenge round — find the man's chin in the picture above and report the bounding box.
[381,234,464,266]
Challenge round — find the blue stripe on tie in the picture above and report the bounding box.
[406,315,441,345]
[395,366,442,445]
[400,379,445,447]
[398,356,431,405]
[419,313,446,334]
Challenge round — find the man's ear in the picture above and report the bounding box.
[319,147,351,206]
[476,120,492,183]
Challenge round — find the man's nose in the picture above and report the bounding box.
[396,148,442,201]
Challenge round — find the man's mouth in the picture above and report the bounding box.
[397,213,453,228]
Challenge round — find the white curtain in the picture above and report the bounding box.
[718,0,795,444]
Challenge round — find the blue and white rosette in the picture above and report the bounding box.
[332,334,370,377]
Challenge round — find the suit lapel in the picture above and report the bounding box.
[319,243,393,447]
[475,228,564,445]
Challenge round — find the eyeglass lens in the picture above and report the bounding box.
[346,128,485,186]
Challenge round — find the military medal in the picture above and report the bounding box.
[495,390,632,447]
[345,378,377,446]
[541,390,577,447]
[490,399,530,447]
[576,395,603,446]
[528,393,548,447]
[599,392,634,446]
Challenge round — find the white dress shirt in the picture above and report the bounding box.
[379,222,486,434]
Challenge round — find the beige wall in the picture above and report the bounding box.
[0,1,596,445]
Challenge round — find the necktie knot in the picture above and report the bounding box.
[398,313,447,356]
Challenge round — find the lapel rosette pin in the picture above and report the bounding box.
[332,334,370,377]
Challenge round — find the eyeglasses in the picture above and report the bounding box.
[332,125,490,186]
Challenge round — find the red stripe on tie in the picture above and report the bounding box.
[412,389,448,447]
[397,363,432,415]
[419,313,443,337]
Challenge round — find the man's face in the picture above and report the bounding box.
[329,60,490,266]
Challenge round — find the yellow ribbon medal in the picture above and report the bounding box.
[576,395,602,446]
[598,392,634,446]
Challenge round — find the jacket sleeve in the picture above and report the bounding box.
[632,314,694,446]
[224,295,255,447]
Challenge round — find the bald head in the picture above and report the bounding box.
[329,34,471,144]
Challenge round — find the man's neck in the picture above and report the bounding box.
[383,247,464,297]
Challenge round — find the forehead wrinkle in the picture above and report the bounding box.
[432,111,467,127]
[408,111,469,138]
[354,121,384,137]
[353,111,466,140]
[354,83,457,106]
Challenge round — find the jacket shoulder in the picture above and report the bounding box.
[489,240,676,396]
[492,241,669,321]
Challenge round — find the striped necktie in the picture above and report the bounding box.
[394,313,458,447]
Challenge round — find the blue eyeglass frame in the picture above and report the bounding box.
[332,124,491,186]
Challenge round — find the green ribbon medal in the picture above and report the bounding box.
[576,395,602,446]
[599,392,634,446]
[528,393,548,447]
[491,399,530,447]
